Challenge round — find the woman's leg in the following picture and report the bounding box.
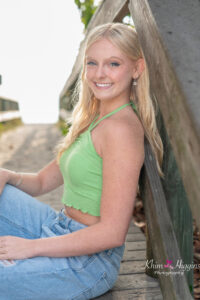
[0,184,125,300]
[0,203,124,300]
[0,250,115,300]
[0,184,56,239]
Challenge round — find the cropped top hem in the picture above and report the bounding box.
[62,202,100,217]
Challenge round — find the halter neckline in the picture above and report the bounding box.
[88,101,137,131]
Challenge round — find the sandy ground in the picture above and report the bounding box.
[0,124,64,211]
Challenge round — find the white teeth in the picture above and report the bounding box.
[96,83,112,87]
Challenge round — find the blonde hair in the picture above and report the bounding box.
[57,22,164,176]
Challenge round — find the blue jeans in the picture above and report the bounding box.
[0,184,125,300]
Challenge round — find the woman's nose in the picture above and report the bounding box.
[96,65,106,78]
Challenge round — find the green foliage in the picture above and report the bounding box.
[74,0,98,29]
[0,118,23,136]
[57,119,70,136]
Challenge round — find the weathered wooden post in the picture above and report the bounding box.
[130,0,199,297]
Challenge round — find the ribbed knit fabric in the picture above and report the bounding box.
[59,101,137,216]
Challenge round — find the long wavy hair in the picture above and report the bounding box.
[57,22,163,176]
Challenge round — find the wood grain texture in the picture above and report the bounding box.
[126,233,146,242]
[129,0,200,228]
[125,241,146,251]
[158,111,193,287]
[113,273,160,290]
[119,260,146,274]
[95,289,163,300]
[139,138,193,300]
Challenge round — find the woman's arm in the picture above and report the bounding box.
[0,118,144,260]
[34,118,145,257]
[0,159,63,197]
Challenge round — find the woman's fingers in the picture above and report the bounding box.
[0,236,35,260]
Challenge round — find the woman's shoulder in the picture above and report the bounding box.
[99,111,145,160]
[102,110,144,143]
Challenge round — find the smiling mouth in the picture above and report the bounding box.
[95,82,113,88]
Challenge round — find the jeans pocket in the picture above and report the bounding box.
[71,272,111,300]
[91,271,112,297]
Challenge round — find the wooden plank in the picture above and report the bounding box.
[123,249,146,261]
[113,273,161,290]
[126,233,146,242]
[59,0,129,100]
[119,260,146,274]
[139,138,193,300]
[125,241,146,251]
[129,0,200,229]
[158,112,193,286]
[127,222,142,234]
[95,289,163,300]
[145,0,200,136]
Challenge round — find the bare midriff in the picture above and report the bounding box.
[64,205,100,226]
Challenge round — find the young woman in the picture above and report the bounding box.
[0,23,163,300]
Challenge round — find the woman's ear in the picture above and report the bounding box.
[132,58,145,79]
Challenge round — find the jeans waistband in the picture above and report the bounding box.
[60,208,89,229]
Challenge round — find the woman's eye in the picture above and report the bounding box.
[110,62,120,67]
[86,61,96,66]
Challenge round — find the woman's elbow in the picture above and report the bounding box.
[107,231,126,248]
[115,236,126,247]
[99,222,126,249]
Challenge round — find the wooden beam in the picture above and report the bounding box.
[129,0,200,228]
[140,138,193,299]
[59,0,129,100]
[158,111,193,288]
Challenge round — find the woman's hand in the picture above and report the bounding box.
[0,236,36,260]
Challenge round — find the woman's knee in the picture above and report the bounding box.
[0,184,55,238]
[0,184,27,206]
[0,185,26,217]
[0,183,48,215]
[0,184,18,204]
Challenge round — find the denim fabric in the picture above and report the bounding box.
[0,184,125,300]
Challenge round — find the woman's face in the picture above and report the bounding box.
[85,38,137,103]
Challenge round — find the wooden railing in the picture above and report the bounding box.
[0,97,21,122]
[59,0,200,298]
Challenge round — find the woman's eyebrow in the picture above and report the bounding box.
[85,56,95,60]
[109,56,123,61]
[86,56,123,62]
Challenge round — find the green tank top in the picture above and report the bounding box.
[59,101,137,216]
